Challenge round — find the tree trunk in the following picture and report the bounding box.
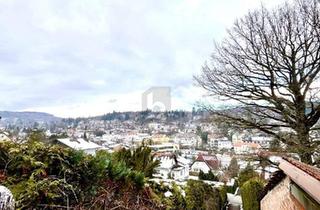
[295,93,313,164]
[296,126,313,164]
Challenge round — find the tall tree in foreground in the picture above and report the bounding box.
[228,157,239,178]
[241,178,265,210]
[195,0,320,164]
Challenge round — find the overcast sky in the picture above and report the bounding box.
[0,0,287,117]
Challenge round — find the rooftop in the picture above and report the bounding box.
[57,138,102,151]
[195,154,219,170]
[282,157,320,181]
[279,157,320,204]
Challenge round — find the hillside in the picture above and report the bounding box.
[0,111,60,125]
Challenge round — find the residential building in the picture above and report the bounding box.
[249,135,273,148]
[57,138,102,155]
[233,141,261,154]
[190,154,219,173]
[215,138,233,150]
[154,154,189,181]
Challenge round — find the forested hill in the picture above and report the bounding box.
[0,111,60,124]
[62,109,210,124]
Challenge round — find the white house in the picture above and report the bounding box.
[57,138,102,155]
[154,154,189,181]
[190,154,219,174]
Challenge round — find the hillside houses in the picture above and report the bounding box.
[247,135,273,148]
[215,138,233,150]
[233,141,261,154]
[172,132,200,148]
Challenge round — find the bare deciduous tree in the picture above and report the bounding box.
[195,0,320,164]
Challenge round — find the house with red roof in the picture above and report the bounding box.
[190,154,219,174]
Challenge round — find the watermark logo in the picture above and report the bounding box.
[142,87,171,111]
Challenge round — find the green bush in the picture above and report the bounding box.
[185,180,221,210]
[0,136,160,209]
[238,164,259,187]
[226,179,238,194]
[227,157,239,178]
[241,178,265,210]
[148,181,186,210]
[219,185,228,209]
[113,146,160,177]
[198,170,219,181]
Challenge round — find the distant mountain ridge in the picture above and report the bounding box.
[0,111,60,124]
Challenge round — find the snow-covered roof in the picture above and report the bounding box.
[57,138,102,151]
[177,156,189,165]
[157,155,188,170]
